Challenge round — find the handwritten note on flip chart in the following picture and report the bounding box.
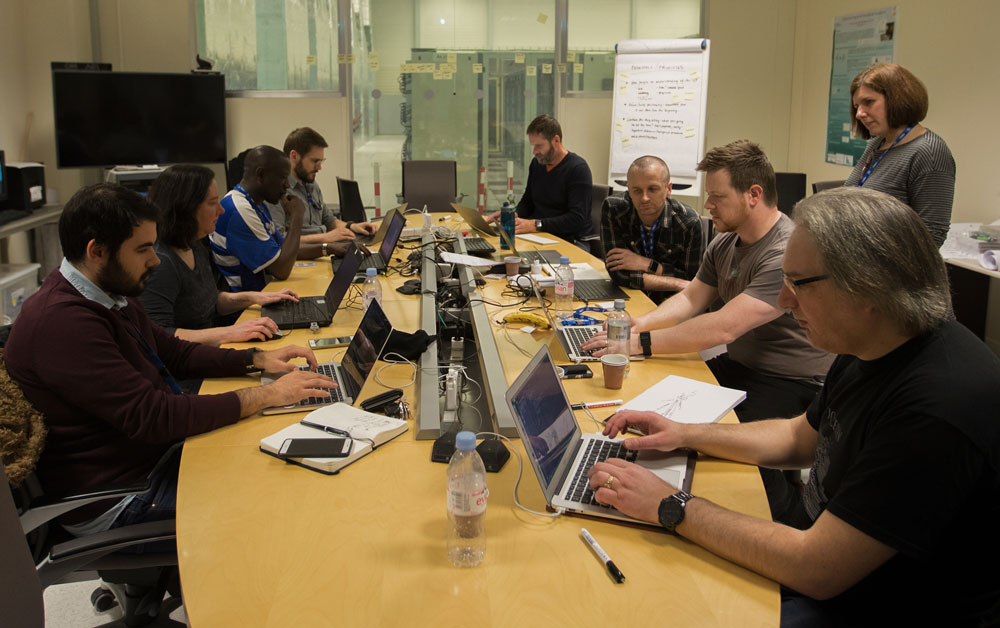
[608,40,710,186]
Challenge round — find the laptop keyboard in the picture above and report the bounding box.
[563,439,638,505]
[574,279,628,302]
[562,326,598,357]
[296,363,345,406]
[457,237,495,254]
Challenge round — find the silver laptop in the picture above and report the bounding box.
[527,275,602,362]
[505,346,693,522]
[261,299,393,414]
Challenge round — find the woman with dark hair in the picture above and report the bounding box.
[843,63,955,246]
[141,165,297,346]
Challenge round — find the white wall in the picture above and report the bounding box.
[788,0,1000,225]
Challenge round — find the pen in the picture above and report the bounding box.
[580,528,625,584]
[299,420,351,438]
[571,399,623,410]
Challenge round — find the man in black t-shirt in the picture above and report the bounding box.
[585,187,1000,626]
[486,115,592,244]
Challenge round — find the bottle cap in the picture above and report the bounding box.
[559,256,570,264]
[366,267,377,277]
[455,431,477,451]
[614,299,625,310]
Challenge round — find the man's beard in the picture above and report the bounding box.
[294,162,316,183]
[535,145,556,165]
[97,255,152,297]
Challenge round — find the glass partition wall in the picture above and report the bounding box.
[198,0,702,216]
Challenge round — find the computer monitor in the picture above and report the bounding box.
[0,150,7,203]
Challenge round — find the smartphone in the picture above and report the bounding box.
[309,336,353,349]
[278,438,352,458]
[556,364,593,379]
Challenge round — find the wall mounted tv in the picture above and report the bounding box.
[52,70,227,168]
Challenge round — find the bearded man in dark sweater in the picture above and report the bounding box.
[487,114,593,245]
[5,184,334,535]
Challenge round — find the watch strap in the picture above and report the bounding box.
[647,258,658,273]
[245,348,262,373]
[639,331,652,357]
[658,490,694,533]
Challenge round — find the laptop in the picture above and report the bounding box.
[261,299,393,414]
[496,221,563,265]
[528,275,602,362]
[336,176,368,223]
[332,210,406,274]
[574,279,629,302]
[355,206,404,248]
[452,203,561,265]
[261,241,363,329]
[505,346,693,522]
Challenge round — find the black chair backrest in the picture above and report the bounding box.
[587,184,611,258]
[0,458,45,628]
[775,172,807,217]
[811,179,845,195]
[336,177,368,223]
[226,149,251,192]
[401,160,457,212]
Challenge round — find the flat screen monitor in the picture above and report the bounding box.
[0,150,6,203]
[52,70,227,168]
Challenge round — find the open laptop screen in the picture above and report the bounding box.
[324,241,363,306]
[378,212,405,259]
[507,349,578,485]
[340,299,392,400]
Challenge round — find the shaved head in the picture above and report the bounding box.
[627,155,670,186]
[240,145,291,204]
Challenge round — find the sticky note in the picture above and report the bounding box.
[515,53,525,64]
[537,13,548,24]
[542,63,552,74]
[447,53,457,63]
[573,63,583,74]
[689,68,700,79]
[306,54,317,65]
[369,52,379,61]
[683,126,696,138]
[614,121,624,132]
[685,88,695,100]
[567,52,576,62]
[671,92,682,104]
[369,60,380,71]
[473,63,483,74]
[526,66,537,76]
[557,63,567,73]
[337,53,356,64]
[621,136,632,147]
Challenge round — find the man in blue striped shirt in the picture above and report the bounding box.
[210,145,325,291]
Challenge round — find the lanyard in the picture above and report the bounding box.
[640,220,659,258]
[233,185,276,233]
[857,125,913,186]
[303,187,322,212]
[119,312,182,395]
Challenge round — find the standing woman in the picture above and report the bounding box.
[843,63,955,246]
[142,165,298,346]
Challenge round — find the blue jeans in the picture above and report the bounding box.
[110,445,181,554]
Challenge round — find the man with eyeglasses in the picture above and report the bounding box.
[583,140,832,526]
[585,187,1000,626]
[267,127,376,244]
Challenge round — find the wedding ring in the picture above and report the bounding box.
[603,475,615,490]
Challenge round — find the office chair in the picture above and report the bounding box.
[0,342,183,626]
[811,179,845,195]
[775,172,807,217]
[336,177,369,223]
[225,149,251,191]
[397,160,465,212]
[582,183,611,258]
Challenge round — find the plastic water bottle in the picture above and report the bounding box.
[606,299,631,357]
[554,256,574,319]
[499,201,516,250]
[362,267,382,311]
[447,431,487,567]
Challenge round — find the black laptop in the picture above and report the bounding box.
[332,210,405,274]
[261,241,363,329]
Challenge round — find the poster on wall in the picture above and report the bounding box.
[825,6,897,166]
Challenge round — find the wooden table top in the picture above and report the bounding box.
[178,214,779,627]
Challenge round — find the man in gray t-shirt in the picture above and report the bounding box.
[583,140,832,526]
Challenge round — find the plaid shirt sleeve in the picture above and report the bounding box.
[600,195,646,289]
[664,198,704,281]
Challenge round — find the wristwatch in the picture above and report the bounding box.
[245,348,262,373]
[321,242,329,256]
[639,331,652,357]
[658,490,695,533]
[535,219,543,231]
[647,259,659,274]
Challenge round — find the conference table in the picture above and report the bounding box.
[178,214,780,627]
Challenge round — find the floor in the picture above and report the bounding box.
[43,578,187,627]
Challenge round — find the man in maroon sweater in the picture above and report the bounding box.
[5,184,334,534]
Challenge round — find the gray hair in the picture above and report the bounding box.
[792,187,950,336]
[628,155,670,185]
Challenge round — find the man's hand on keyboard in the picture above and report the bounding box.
[255,345,320,372]
[602,410,686,452]
[580,329,609,357]
[224,317,280,343]
[251,289,300,306]
[350,221,377,236]
[587,458,676,524]
[265,369,337,407]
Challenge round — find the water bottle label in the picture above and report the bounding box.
[555,281,574,296]
[447,481,488,516]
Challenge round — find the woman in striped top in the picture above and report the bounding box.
[843,63,955,246]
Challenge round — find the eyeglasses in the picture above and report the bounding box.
[782,273,829,295]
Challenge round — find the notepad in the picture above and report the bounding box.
[259,403,408,474]
[619,375,746,424]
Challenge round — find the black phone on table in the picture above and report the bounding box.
[278,438,352,458]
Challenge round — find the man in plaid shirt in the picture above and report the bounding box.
[600,155,703,303]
